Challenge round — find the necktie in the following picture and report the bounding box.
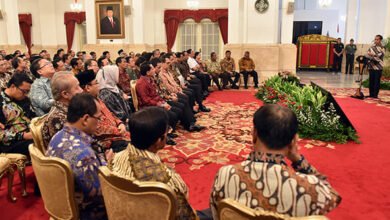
[110,18,114,28]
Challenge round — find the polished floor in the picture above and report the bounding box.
[297,71,369,88]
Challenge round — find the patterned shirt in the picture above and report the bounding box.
[206,60,222,74]
[0,72,12,90]
[98,89,131,124]
[0,91,32,146]
[30,77,54,116]
[46,125,106,218]
[220,57,236,73]
[126,68,139,81]
[95,99,130,149]
[42,101,68,149]
[118,68,131,96]
[158,69,182,94]
[136,76,165,109]
[210,151,341,219]
[111,144,196,220]
[238,57,255,72]
[367,45,385,70]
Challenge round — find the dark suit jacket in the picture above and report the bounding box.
[100,16,121,34]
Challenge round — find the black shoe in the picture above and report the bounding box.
[232,85,239,89]
[167,133,178,139]
[199,106,211,112]
[188,124,205,132]
[193,124,205,131]
[166,138,177,145]
[203,91,209,97]
[244,86,248,89]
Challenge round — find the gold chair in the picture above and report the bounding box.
[218,198,328,220]
[0,157,16,202]
[130,80,139,111]
[29,144,79,220]
[30,114,48,153]
[98,166,177,220]
[0,153,28,198]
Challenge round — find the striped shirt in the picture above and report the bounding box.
[367,45,385,70]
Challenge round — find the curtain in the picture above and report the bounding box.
[164,9,228,50]
[18,14,32,55]
[64,12,86,52]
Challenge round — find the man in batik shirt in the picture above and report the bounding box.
[47,93,112,219]
[111,107,212,220]
[210,104,341,219]
[76,70,130,152]
[41,72,83,148]
[220,50,240,89]
[0,60,12,90]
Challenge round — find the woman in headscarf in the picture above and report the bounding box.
[97,65,132,124]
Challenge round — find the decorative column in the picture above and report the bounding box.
[1,0,21,45]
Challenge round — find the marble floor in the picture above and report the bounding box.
[297,71,369,88]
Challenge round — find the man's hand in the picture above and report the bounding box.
[105,149,115,162]
[287,135,301,163]
[123,93,129,100]
[23,132,33,140]
[0,123,4,129]
[118,123,127,134]
[171,95,178,102]
[164,103,171,110]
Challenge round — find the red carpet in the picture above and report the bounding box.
[1,89,390,219]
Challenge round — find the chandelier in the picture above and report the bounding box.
[187,0,200,10]
[318,0,332,8]
[70,0,83,12]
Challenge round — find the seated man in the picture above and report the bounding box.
[0,73,35,156]
[210,104,341,219]
[207,52,234,90]
[0,59,12,90]
[42,72,83,148]
[110,107,212,220]
[220,50,240,89]
[76,70,130,152]
[238,51,258,89]
[29,58,56,116]
[47,93,111,219]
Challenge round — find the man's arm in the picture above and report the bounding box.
[73,150,102,198]
[30,83,54,114]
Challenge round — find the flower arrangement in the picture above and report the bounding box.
[256,75,360,143]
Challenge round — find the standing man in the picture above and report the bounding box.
[333,38,344,74]
[100,6,120,34]
[345,39,357,75]
[239,51,258,89]
[367,34,385,99]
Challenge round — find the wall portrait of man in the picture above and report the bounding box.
[96,0,125,39]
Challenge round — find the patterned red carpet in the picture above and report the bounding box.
[1,89,390,219]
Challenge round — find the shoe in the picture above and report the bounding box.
[188,124,206,132]
[244,86,248,89]
[166,138,177,145]
[199,106,211,112]
[193,124,205,131]
[167,133,178,139]
[232,85,239,89]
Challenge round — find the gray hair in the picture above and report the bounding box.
[51,71,75,101]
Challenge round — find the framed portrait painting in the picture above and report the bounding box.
[95,0,125,39]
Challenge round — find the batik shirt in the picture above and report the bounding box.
[210,151,341,219]
[220,57,236,73]
[110,144,196,220]
[0,72,12,90]
[98,89,131,124]
[238,57,255,72]
[368,45,385,70]
[46,125,106,218]
[42,101,67,148]
[0,91,32,146]
[206,60,222,74]
[95,99,130,149]
[118,68,131,96]
[29,77,54,116]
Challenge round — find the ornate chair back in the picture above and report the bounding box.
[30,114,48,153]
[98,166,177,220]
[130,80,139,111]
[29,144,79,220]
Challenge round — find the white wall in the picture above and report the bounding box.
[294,0,347,40]
[18,0,86,47]
[357,0,387,43]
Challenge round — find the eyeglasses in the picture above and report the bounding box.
[88,81,99,86]
[39,62,52,69]
[17,87,30,95]
[89,114,101,120]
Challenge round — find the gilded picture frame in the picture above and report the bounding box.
[95,0,125,39]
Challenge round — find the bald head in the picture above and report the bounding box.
[51,71,83,102]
